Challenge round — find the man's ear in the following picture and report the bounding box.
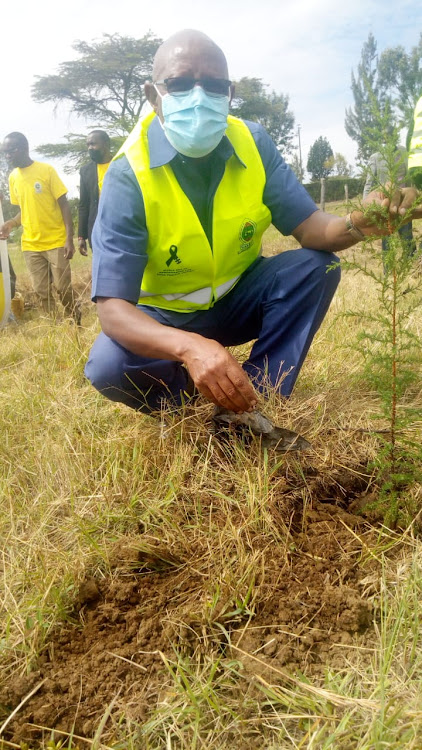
[144,81,158,112]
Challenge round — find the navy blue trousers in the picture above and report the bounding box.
[85,248,341,412]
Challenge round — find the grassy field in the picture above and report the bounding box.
[1,205,422,748]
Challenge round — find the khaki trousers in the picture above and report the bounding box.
[24,247,79,320]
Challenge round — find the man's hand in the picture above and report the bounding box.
[78,238,88,256]
[57,195,76,259]
[359,186,421,236]
[384,186,420,217]
[182,337,258,413]
[64,238,75,260]
[97,297,258,414]
[0,220,14,240]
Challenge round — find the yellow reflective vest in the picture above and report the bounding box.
[117,112,272,311]
[408,96,422,174]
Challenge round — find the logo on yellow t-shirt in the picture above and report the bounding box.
[34,182,42,193]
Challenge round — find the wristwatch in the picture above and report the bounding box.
[345,212,365,242]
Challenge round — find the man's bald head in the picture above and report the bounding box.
[152,30,228,82]
[145,30,232,120]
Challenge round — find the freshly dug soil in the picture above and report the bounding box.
[1,492,378,746]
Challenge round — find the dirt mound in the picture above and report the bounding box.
[0,498,378,746]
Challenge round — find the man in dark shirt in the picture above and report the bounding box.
[78,130,112,255]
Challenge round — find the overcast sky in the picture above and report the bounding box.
[2,0,421,195]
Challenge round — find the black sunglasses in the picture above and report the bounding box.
[155,77,232,96]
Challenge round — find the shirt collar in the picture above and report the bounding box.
[147,114,246,169]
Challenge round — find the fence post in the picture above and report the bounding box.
[320,178,326,212]
[344,183,349,206]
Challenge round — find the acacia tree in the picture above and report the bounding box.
[32,32,162,170]
[306,136,333,180]
[230,77,295,155]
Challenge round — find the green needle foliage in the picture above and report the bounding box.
[333,114,422,526]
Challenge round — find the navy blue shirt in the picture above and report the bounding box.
[92,116,317,303]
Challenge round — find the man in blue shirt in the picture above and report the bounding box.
[86,29,421,416]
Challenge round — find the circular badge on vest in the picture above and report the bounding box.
[34,182,42,193]
[239,219,256,252]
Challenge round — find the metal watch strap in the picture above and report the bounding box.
[345,212,365,241]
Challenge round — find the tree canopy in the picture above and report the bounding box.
[324,152,353,177]
[230,77,295,155]
[32,40,297,172]
[345,32,422,161]
[33,32,161,133]
[35,133,125,174]
[288,152,304,183]
[344,33,388,161]
[378,33,422,133]
[32,32,162,169]
[306,136,333,180]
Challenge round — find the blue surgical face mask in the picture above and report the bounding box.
[155,85,229,158]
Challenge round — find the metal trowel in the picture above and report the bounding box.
[212,407,312,452]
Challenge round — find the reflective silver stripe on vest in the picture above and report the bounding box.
[214,276,240,300]
[138,274,241,305]
[139,286,212,304]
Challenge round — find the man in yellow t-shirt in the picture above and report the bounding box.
[0,131,80,323]
[78,130,112,255]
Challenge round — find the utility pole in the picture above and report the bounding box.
[297,125,303,183]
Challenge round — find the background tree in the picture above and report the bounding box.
[288,151,304,182]
[35,133,124,174]
[0,155,9,198]
[0,155,14,221]
[377,33,422,134]
[32,32,162,170]
[344,33,390,162]
[306,136,334,180]
[345,33,422,162]
[230,77,295,155]
[324,152,353,177]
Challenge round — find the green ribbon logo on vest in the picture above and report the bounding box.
[239,219,257,253]
[166,244,182,267]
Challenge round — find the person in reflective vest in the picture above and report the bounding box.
[85,30,422,416]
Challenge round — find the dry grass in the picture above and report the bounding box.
[1,206,422,748]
